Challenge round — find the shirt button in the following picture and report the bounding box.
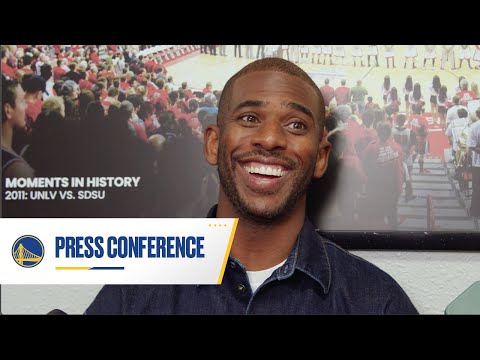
[236,284,246,294]
[229,261,237,269]
[283,265,290,274]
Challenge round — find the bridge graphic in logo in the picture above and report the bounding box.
[12,235,44,268]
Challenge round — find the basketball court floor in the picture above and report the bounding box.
[168,46,478,106]
[168,46,479,231]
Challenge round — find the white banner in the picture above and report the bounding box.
[0,218,238,284]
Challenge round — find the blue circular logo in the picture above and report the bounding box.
[12,235,44,268]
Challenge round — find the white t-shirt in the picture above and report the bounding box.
[468,120,480,167]
[446,117,469,152]
[446,104,468,126]
[246,259,287,293]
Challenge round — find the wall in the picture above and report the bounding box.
[2,251,480,314]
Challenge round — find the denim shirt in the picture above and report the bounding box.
[85,205,418,315]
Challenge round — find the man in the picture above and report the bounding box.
[446,109,470,191]
[53,59,67,82]
[334,79,351,106]
[362,121,405,229]
[456,79,477,107]
[410,104,430,174]
[22,74,46,127]
[392,114,416,202]
[1,46,16,79]
[85,58,417,314]
[446,96,468,128]
[2,75,34,178]
[441,45,455,71]
[350,80,369,113]
[468,108,480,217]
[319,78,335,107]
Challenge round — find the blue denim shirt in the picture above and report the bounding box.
[85,205,418,315]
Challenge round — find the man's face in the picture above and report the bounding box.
[205,71,330,221]
[5,84,27,129]
[72,85,80,100]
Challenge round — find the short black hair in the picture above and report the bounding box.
[457,108,468,118]
[22,74,46,94]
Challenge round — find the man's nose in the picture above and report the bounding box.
[250,120,287,151]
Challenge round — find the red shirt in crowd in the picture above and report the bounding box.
[203,87,212,94]
[334,86,351,106]
[362,137,405,196]
[120,81,130,91]
[146,81,158,98]
[184,88,194,100]
[456,90,477,106]
[53,66,66,81]
[128,119,148,143]
[144,60,156,73]
[88,72,97,84]
[1,61,16,78]
[25,99,43,125]
[344,119,367,155]
[409,114,429,150]
[99,70,115,79]
[20,67,33,74]
[79,79,93,90]
[90,52,100,65]
[320,85,335,106]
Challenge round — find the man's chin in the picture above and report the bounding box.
[238,201,288,223]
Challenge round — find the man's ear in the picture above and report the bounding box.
[3,103,13,122]
[313,133,331,179]
[203,124,220,166]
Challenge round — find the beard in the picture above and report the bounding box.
[217,144,317,224]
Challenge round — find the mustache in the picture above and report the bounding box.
[231,148,297,169]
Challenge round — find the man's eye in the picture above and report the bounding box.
[240,114,258,123]
[287,122,306,130]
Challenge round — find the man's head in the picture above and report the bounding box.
[204,58,330,223]
[22,74,46,99]
[331,104,352,124]
[396,114,406,127]
[61,80,79,99]
[457,108,468,119]
[376,121,392,142]
[2,75,27,129]
[452,96,460,105]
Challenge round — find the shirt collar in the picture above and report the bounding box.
[206,205,332,294]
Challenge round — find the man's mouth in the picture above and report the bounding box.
[237,160,291,192]
[244,164,287,178]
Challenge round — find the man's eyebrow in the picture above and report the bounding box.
[285,102,314,120]
[233,100,269,112]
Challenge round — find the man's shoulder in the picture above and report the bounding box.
[318,236,412,300]
[315,235,417,314]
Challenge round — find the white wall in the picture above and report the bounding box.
[2,251,480,314]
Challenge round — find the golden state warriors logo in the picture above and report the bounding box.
[12,235,44,268]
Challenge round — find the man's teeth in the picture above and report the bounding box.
[245,166,286,177]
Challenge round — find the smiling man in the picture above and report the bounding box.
[85,58,418,315]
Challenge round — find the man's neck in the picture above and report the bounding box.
[1,124,12,149]
[216,195,306,271]
[25,92,41,103]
